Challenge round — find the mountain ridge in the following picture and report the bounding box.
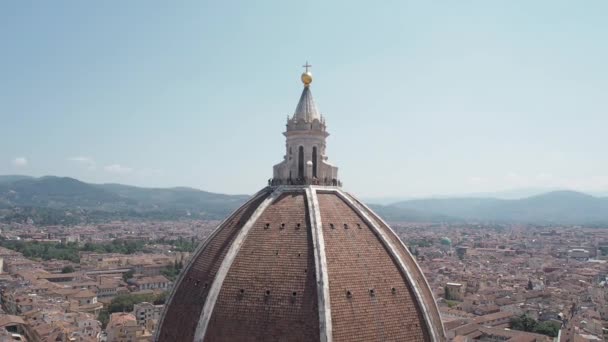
[1,175,607,225]
[0,175,249,224]
[386,190,608,224]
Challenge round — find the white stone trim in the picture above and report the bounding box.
[193,188,283,342]
[306,187,332,342]
[332,189,444,342]
[154,188,271,342]
[348,194,446,341]
[269,185,340,191]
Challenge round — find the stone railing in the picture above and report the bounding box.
[268,178,342,187]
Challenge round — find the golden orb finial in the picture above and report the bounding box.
[301,61,312,86]
[301,71,312,85]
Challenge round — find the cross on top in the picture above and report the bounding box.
[302,61,312,73]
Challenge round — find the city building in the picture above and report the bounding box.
[133,302,163,331]
[132,276,172,292]
[445,282,465,301]
[107,312,151,342]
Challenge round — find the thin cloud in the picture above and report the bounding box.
[468,176,487,185]
[68,156,96,170]
[12,157,28,167]
[104,164,133,174]
[138,168,164,176]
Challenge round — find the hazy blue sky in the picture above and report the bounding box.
[1,1,607,197]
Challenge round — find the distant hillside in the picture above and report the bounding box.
[368,204,460,223]
[0,175,35,183]
[1,175,607,225]
[94,183,249,216]
[388,190,608,224]
[0,176,130,209]
[0,176,249,224]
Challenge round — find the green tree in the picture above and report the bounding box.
[107,293,156,313]
[61,265,75,273]
[510,314,538,332]
[444,300,459,308]
[534,321,560,337]
[154,291,169,305]
[161,266,179,281]
[0,239,149,263]
[98,310,110,328]
[122,269,135,282]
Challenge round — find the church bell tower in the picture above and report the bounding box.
[272,62,340,186]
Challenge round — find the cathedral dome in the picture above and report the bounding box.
[155,66,445,342]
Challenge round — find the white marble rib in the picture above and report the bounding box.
[192,188,283,342]
[333,189,444,342]
[306,186,333,342]
[154,188,270,342]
